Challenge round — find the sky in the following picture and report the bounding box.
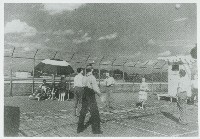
[4,3,197,74]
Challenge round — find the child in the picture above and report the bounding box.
[58,77,66,101]
[137,78,148,109]
[35,79,49,101]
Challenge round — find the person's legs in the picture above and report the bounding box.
[77,89,88,133]
[76,88,84,116]
[58,93,61,101]
[74,88,79,116]
[61,92,65,101]
[86,88,102,134]
[177,98,187,124]
[108,87,114,109]
[105,87,111,111]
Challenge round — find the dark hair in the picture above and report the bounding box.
[77,68,83,73]
[86,64,93,69]
[86,68,92,73]
[61,77,65,81]
[43,79,46,82]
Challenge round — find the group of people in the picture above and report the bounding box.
[73,66,103,134]
[29,64,198,134]
[176,66,198,125]
[29,77,71,101]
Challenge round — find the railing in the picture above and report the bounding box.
[4,81,168,97]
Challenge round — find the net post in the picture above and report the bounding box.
[52,51,58,59]
[85,54,91,73]
[32,49,39,94]
[99,56,104,86]
[122,59,128,82]
[9,47,15,97]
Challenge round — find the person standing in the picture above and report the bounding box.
[104,72,115,111]
[137,78,148,109]
[58,77,66,101]
[176,66,190,125]
[73,68,84,117]
[77,67,103,134]
[191,73,198,105]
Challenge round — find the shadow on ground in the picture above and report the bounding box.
[161,111,179,123]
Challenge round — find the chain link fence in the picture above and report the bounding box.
[4,47,169,97]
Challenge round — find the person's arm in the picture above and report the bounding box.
[139,83,143,90]
[176,81,181,97]
[39,84,42,88]
[73,76,77,88]
[144,83,148,91]
[182,64,191,79]
[91,76,101,96]
[111,77,115,85]
[103,78,107,86]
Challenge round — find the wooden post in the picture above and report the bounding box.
[9,48,15,97]
[32,49,38,94]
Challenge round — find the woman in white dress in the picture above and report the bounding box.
[137,78,148,109]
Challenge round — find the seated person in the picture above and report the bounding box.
[35,79,49,101]
[48,81,58,100]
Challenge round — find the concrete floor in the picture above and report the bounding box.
[4,93,198,137]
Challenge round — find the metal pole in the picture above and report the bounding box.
[68,74,71,100]
[98,56,104,86]
[53,51,58,59]
[122,59,128,82]
[85,54,91,73]
[32,49,39,94]
[9,47,15,97]
[111,58,117,73]
[151,74,154,94]
[160,71,162,92]
[70,52,76,62]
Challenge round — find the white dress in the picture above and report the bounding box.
[139,82,148,102]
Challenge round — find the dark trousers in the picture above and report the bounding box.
[177,91,187,122]
[74,87,84,108]
[105,86,114,109]
[77,87,101,133]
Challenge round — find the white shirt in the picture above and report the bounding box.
[83,73,101,94]
[104,77,115,86]
[191,79,198,89]
[74,73,84,87]
[178,77,191,92]
[140,82,148,91]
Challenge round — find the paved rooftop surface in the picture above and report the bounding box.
[4,93,199,137]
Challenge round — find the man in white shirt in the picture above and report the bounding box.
[104,72,115,111]
[176,67,190,125]
[77,66,103,134]
[73,68,84,117]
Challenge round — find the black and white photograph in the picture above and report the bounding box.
[3,1,198,137]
